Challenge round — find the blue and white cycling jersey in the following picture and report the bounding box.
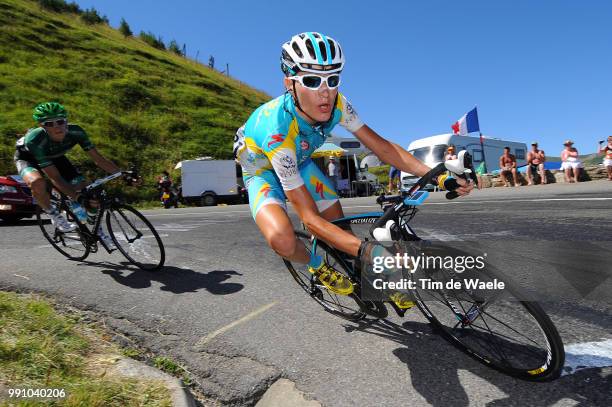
[234,92,363,191]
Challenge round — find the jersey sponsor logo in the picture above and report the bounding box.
[267,134,285,149]
[309,175,335,200]
[280,155,295,169]
[300,140,310,151]
[315,181,326,199]
[345,101,355,115]
[278,167,298,180]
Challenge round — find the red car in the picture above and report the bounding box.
[0,175,37,223]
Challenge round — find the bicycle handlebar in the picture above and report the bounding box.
[82,169,139,195]
[371,152,477,233]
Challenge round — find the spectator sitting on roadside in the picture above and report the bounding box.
[560,140,583,183]
[388,165,400,193]
[444,145,457,161]
[598,136,612,181]
[527,141,546,185]
[499,147,519,187]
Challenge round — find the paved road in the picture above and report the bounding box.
[1,181,611,406]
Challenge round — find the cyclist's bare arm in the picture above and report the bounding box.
[42,165,80,200]
[87,148,120,174]
[353,125,430,178]
[285,186,361,257]
[353,124,473,196]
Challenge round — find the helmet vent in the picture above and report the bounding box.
[329,42,336,59]
[292,42,303,58]
[319,41,327,61]
[305,38,316,59]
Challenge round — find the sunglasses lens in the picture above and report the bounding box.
[44,119,66,127]
[302,76,322,89]
[327,75,340,88]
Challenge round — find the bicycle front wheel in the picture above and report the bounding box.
[106,204,165,270]
[36,199,91,261]
[413,264,565,381]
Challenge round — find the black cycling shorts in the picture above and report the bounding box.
[14,150,83,185]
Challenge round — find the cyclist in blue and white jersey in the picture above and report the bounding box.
[234,32,473,306]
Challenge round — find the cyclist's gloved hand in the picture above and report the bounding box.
[436,173,474,197]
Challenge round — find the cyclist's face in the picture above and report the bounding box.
[40,119,67,141]
[285,72,338,123]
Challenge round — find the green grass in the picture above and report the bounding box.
[0,291,173,406]
[0,0,269,201]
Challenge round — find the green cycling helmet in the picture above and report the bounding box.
[32,102,67,122]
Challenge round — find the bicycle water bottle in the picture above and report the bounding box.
[70,200,88,224]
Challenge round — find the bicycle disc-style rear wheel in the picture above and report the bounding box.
[284,231,367,322]
[36,199,91,261]
[413,265,564,381]
[106,204,165,270]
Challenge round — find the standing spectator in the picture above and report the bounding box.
[526,142,546,185]
[444,145,457,161]
[560,140,583,183]
[208,55,215,69]
[327,157,339,191]
[598,136,612,181]
[388,165,401,193]
[499,147,519,187]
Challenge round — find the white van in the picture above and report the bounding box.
[401,133,528,190]
[180,159,245,206]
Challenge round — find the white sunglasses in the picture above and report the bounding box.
[288,74,341,90]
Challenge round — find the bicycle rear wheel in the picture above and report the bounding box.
[284,231,368,322]
[106,204,165,270]
[36,196,91,261]
[413,264,564,381]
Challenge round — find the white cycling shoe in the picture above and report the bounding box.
[97,229,116,250]
[50,211,77,233]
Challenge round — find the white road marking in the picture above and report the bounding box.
[195,301,277,347]
[341,197,612,210]
[563,338,612,376]
[145,210,250,217]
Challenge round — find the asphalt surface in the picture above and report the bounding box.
[1,180,611,406]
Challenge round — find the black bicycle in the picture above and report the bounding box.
[36,171,165,271]
[284,152,565,381]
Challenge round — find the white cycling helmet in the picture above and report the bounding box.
[281,32,345,76]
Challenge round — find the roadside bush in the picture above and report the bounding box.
[139,31,165,50]
[37,0,81,14]
[80,7,108,25]
[168,40,183,56]
[119,18,132,37]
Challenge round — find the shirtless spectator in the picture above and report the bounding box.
[526,141,546,185]
[560,140,583,183]
[598,136,612,181]
[499,147,519,187]
[445,145,457,161]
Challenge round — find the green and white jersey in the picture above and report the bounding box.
[16,124,94,167]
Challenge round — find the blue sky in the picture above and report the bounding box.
[74,0,612,156]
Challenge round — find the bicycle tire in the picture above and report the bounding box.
[284,231,367,321]
[413,264,565,381]
[36,197,91,261]
[106,204,165,270]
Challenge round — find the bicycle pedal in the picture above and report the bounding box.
[388,301,408,317]
[90,243,98,253]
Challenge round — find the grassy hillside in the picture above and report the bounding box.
[0,0,269,199]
